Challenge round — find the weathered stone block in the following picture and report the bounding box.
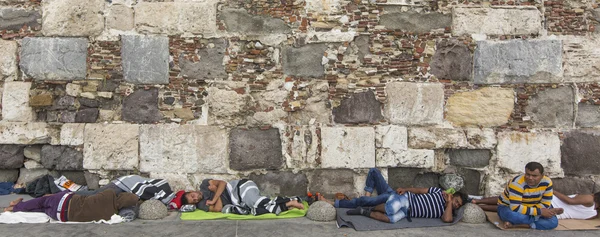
[247,172,308,197]
[305,0,343,15]
[388,168,436,188]
[408,128,468,149]
[0,169,19,183]
[41,0,104,36]
[525,86,574,128]
[552,177,599,195]
[206,87,251,126]
[24,160,43,169]
[380,12,451,33]
[375,125,407,151]
[452,7,541,36]
[288,81,331,125]
[333,91,383,124]
[430,40,472,81]
[497,132,562,176]
[83,124,139,170]
[0,39,18,81]
[83,171,100,190]
[562,36,600,83]
[287,125,319,169]
[307,169,355,197]
[122,88,161,124]
[321,127,375,168]
[446,87,514,127]
[75,108,99,123]
[180,38,227,80]
[29,94,53,107]
[20,37,87,80]
[106,4,134,31]
[561,130,600,175]
[229,128,284,171]
[59,171,86,186]
[384,82,444,125]
[282,44,327,78]
[220,8,291,34]
[121,35,169,84]
[140,125,228,174]
[0,122,59,144]
[439,174,464,191]
[0,8,41,31]
[465,128,497,149]
[78,98,99,108]
[376,149,435,169]
[41,145,83,170]
[50,96,76,110]
[59,111,76,123]
[449,150,490,168]
[135,2,218,35]
[150,173,194,191]
[456,168,482,195]
[474,39,563,84]
[2,82,34,121]
[576,104,600,127]
[0,145,24,169]
[23,145,41,162]
[17,168,55,185]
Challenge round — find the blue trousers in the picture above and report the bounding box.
[335,168,395,208]
[497,205,558,230]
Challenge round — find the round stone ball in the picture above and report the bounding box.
[138,200,168,220]
[439,174,464,191]
[306,201,336,222]
[462,203,487,224]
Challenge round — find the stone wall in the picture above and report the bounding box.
[1,0,600,197]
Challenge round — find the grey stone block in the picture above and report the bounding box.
[84,171,100,190]
[229,128,284,171]
[121,35,169,84]
[388,168,439,188]
[307,169,354,197]
[283,44,327,78]
[248,171,308,197]
[333,91,383,124]
[430,40,472,81]
[0,8,41,31]
[59,111,77,123]
[180,38,227,80]
[0,145,24,169]
[552,177,599,194]
[75,108,99,123]
[379,12,451,33]
[50,96,76,110]
[306,201,336,222]
[414,172,440,188]
[526,86,574,128]
[456,168,482,195]
[78,98,99,108]
[41,145,83,170]
[474,39,562,84]
[561,130,600,175]
[576,104,600,128]
[449,149,490,168]
[19,37,87,81]
[122,88,161,124]
[219,8,291,34]
[59,171,87,186]
[23,145,42,162]
[0,169,19,183]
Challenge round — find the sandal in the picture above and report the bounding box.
[335,192,350,200]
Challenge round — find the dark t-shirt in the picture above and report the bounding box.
[196,179,232,212]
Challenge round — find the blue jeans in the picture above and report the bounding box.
[335,168,395,208]
[497,205,558,230]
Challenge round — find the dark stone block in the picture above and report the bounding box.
[180,38,227,80]
[379,12,451,33]
[561,130,600,175]
[78,98,99,108]
[98,80,120,92]
[75,108,99,123]
[219,8,291,34]
[0,8,41,31]
[526,86,574,128]
[283,44,327,78]
[59,111,76,123]
[449,149,490,168]
[333,91,383,124]
[59,171,87,186]
[307,169,355,198]
[430,40,472,81]
[122,88,161,124]
[247,171,308,197]
[552,177,599,194]
[0,145,24,169]
[163,97,175,105]
[388,168,439,188]
[456,168,482,195]
[414,172,440,188]
[229,128,284,171]
[41,145,84,170]
[51,96,76,110]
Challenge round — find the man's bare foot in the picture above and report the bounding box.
[3,206,14,212]
[501,221,513,229]
[286,200,305,210]
[551,208,564,215]
[9,198,22,207]
[316,194,334,206]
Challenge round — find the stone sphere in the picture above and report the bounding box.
[138,200,168,220]
[461,203,487,224]
[439,174,464,191]
[306,201,336,222]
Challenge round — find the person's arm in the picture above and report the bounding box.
[554,191,595,207]
[441,192,454,223]
[208,198,223,212]
[206,180,227,206]
[396,187,429,195]
[537,180,553,209]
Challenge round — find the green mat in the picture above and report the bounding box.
[180,201,308,220]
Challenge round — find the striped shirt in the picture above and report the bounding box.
[113,175,176,205]
[498,174,553,216]
[407,187,447,218]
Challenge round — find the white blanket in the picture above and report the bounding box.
[0,212,124,224]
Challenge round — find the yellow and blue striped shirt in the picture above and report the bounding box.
[497,174,553,216]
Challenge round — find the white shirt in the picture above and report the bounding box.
[552,194,597,220]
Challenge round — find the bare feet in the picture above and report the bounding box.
[316,194,334,206]
[3,206,14,212]
[9,198,22,207]
[286,200,305,210]
[501,221,513,229]
[551,208,564,215]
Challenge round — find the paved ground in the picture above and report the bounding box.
[1,195,598,237]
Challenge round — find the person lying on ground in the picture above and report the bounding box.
[197,178,304,215]
[3,189,138,222]
[318,168,468,223]
[472,191,599,220]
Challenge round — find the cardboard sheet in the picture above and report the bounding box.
[485,211,600,231]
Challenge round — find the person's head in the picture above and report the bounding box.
[182,191,202,205]
[524,162,544,187]
[451,191,468,210]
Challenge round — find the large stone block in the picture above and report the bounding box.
[446,87,514,127]
[305,0,343,15]
[229,128,284,171]
[449,149,490,168]
[83,124,139,170]
[384,82,443,125]
[206,87,251,126]
[376,149,435,169]
[452,7,541,36]
[473,39,562,84]
[106,4,134,31]
[0,39,18,81]
[561,130,600,175]
[41,0,104,36]
[525,86,574,128]
[333,91,383,124]
[307,169,355,197]
[562,36,600,83]
[60,123,84,146]
[2,82,34,121]
[456,168,482,195]
[180,38,227,80]
[247,172,308,197]
[321,127,375,168]
[140,125,228,174]
[0,169,19,183]
[24,146,41,162]
[0,8,41,31]
[375,125,407,151]
[288,81,331,125]
[282,44,327,78]
[75,108,98,123]
[465,128,497,149]
[430,40,472,81]
[552,177,599,195]
[576,104,600,128]
[0,145,24,169]
[149,173,194,191]
[408,128,468,149]
[122,88,162,124]
[20,37,87,80]
[0,122,59,144]
[388,167,440,188]
[220,8,291,35]
[135,2,218,35]
[287,125,319,169]
[497,132,562,176]
[379,12,451,33]
[122,35,169,84]
[41,145,83,170]
[17,168,55,185]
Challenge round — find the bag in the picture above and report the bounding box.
[54,176,88,192]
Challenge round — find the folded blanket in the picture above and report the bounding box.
[0,212,124,224]
[181,201,308,220]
